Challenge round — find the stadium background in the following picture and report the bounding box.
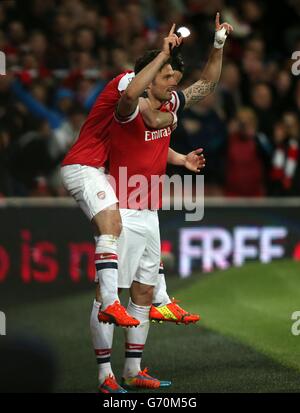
[0,0,300,393]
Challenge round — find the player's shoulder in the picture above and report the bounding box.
[98,71,135,100]
[118,71,135,93]
[117,71,135,93]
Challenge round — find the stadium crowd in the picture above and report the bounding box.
[0,0,300,197]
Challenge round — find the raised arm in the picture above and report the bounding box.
[116,24,181,119]
[182,13,233,109]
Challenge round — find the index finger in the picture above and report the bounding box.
[215,12,220,30]
[168,23,176,36]
[193,148,204,155]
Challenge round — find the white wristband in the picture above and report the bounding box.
[214,27,228,49]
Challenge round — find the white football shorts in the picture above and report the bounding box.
[61,164,118,220]
[117,208,161,288]
[93,208,161,287]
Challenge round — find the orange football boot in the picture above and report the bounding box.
[98,300,140,327]
[149,298,200,324]
[98,375,127,393]
[122,368,171,389]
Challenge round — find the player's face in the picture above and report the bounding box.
[150,64,177,102]
[174,70,183,85]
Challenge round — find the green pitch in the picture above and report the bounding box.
[177,259,300,374]
[5,260,300,392]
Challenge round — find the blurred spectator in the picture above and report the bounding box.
[0,0,298,197]
[225,107,272,197]
[293,79,300,116]
[270,112,300,196]
[250,83,276,140]
[9,119,56,195]
[11,80,75,129]
[217,61,241,121]
[0,128,13,197]
[172,92,227,195]
[274,69,293,115]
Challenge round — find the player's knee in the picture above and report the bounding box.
[105,217,122,237]
[92,208,122,237]
[114,219,122,237]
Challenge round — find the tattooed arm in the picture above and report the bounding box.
[182,72,218,109]
[182,13,233,109]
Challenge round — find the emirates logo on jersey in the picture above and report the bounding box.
[145,127,171,142]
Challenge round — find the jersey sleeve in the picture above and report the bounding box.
[114,105,140,124]
[170,91,186,117]
[115,72,139,124]
[117,72,135,93]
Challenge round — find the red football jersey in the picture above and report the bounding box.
[108,92,182,210]
[61,72,135,167]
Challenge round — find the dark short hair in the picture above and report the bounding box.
[134,49,185,75]
[171,53,184,74]
[134,49,171,74]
